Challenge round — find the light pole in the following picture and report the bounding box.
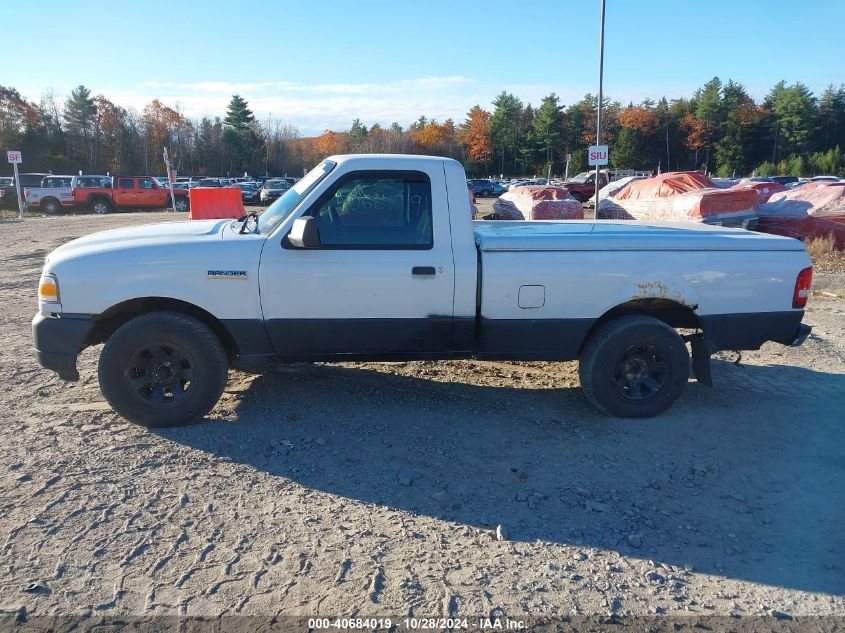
[594,0,606,218]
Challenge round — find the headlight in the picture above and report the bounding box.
[38,273,60,303]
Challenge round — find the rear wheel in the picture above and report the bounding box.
[98,312,229,427]
[42,198,61,215]
[578,315,689,418]
[174,196,189,212]
[90,198,111,215]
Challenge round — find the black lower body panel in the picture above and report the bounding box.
[478,318,594,360]
[32,313,94,381]
[698,310,807,352]
[265,317,454,358]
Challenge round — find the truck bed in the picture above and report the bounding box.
[473,220,805,252]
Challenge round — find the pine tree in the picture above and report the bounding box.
[224,95,255,131]
[64,85,98,171]
[528,94,565,174]
[489,92,524,175]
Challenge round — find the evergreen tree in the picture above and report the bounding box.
[489,92,524,175]
[222,95,262,173]
[349,118,368,152]
[527,94,565,174]
[64,85,98,171]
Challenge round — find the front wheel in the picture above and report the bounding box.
[578,315,689,418]
[174,196,189,212]
[98,312,229,427]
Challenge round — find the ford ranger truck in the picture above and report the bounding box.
[32,155,813,427]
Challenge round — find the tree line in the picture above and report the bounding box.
[1,78,843,179]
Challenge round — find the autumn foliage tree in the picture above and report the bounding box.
[2,80,844,179]
[459,106,492,174]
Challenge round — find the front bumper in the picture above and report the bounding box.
[32,313,94,381]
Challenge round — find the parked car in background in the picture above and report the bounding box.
[17,173,50,188]
[506,179,531,191]
[233,182,260,204]
[25,175,75,214]
[490,181,508,196]
[259,178,290,204]
[770,176,799,185]
[0,176,17,209]
[197,178,223,187]
[71,175,189,213]
[468,179,494,197]
[561,171,609,201]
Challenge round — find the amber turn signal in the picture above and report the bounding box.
[38,274,59,303]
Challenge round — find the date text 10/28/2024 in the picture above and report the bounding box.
[307,617,527,630]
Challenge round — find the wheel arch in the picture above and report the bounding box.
[577,298,701,356]
[85,297,240,359]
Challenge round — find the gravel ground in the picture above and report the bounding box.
[1,211,844,620]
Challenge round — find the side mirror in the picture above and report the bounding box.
[287,217,321,249]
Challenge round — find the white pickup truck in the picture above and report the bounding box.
[33,155,813,427]
[25,175,75,214]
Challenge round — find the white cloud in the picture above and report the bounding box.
[18,75,699,135]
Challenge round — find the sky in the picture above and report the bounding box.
[5,0,843,135]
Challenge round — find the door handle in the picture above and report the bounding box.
[412,266,436,276]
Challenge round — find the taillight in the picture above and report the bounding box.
[793,266,812,308]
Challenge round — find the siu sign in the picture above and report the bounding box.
[588,145,609,166]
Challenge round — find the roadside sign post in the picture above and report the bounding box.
[594,0,606,219]
[564,153,571,181]
[588,145,609,209]
[163,147,178,213]
[7,151,24,220]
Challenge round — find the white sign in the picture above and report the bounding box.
[565,153,572,162]
[588,145,608,166]
[7,151,22,164]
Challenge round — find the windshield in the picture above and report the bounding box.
[257,160,336,235]
[266,180,287,188]
[569,172,591,184]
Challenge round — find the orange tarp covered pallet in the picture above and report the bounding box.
[189,187,244,220]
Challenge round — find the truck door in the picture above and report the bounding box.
[115,177,136,206]
[258,169,455,356]
[136,177,157,206]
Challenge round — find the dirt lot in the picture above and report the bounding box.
[1,210,844,620]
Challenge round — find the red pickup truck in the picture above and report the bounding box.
[560,171,609,201]
[71,175,190,214]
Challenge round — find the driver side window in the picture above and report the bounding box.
[308,171,433,249]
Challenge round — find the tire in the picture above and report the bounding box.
[42,198,61,215]
[90,198,111,215]
[578,315,689,418]
[98,312,229,427]
[570,192,584,203]
[174,196,189,212]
